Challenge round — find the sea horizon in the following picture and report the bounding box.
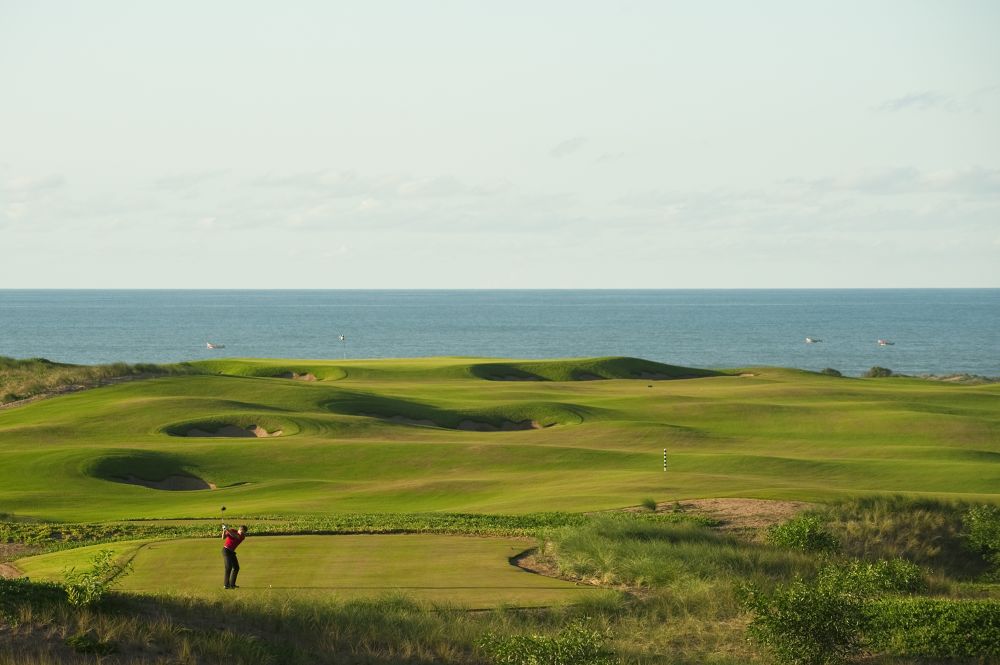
[2,289,998,376]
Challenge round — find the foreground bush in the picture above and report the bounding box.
[742,556,996,664]
[62,549,133,607]
[767,515,839,553]
[741,577,863,665]
[866,597,1000,659]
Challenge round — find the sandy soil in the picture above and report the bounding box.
[277,372,317,381]
[666,498,814,532]
[185,424,280,438]
[0,563,22,579]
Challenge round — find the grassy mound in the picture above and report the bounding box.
[190,359,347,381]
[324,391,585,429]
[468,356,722,381]
[163,415,294,438]
[0,356,195,404]
[83,450,214,491]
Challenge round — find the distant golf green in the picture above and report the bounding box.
[0,356,997,524]
[16,534,596,607]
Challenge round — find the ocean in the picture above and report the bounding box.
[1,290,997,376]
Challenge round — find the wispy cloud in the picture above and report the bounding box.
[876,86,1000,113]
[549,136,587,158]
[2,174,66,193]
[786,166,1000,197]
[877,90,955,112]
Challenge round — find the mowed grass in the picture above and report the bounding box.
[0,356,997,522]
[16,534,599,607]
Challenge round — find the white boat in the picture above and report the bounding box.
[206,342,226,350]
[805,337,822,343]
[877,339,894,346]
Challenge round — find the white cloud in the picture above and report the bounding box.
[549,136,587,158]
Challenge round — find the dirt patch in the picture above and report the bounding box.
[0,562,22,578]
[276,372,317,381]
[0,543,39,564]
[185,424,281,438]
[457,419,544,431]
[664,498,815,533]
[113,474,216,491]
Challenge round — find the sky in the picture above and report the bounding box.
[1,1,998,288]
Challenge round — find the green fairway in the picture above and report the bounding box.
[0,356,997,522]
[15,534,597,607]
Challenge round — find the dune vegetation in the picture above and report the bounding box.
[0,356,998,664]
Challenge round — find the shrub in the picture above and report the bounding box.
[62,549,132,607]
[479,618,614,665]
[817,559,924,596]
[820,368,842,377]
[865,598,1000,659]
[741,578,864,665]
[640,497,657,512]
[964,504,1000,571]
[864,366,893,378]
[767,515,839,553]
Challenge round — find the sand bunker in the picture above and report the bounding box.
[183,424,282,438]
[276,372,317,381]
[113,474,216,491]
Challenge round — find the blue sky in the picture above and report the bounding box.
[2,1,998,287]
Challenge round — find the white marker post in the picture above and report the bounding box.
[338,334,347,360]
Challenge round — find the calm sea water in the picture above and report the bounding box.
[0,290,997,376]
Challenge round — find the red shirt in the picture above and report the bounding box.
[223,530,245,551]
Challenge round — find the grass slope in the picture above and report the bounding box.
[0,357,997,522]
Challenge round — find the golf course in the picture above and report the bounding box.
[1,356,999,664]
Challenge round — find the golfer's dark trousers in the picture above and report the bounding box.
[222,547,240,587]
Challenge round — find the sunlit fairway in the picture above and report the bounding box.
[0,356,998,523]
[16,534,597,607]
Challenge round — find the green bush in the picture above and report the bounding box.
[817,559,924,596]
[767,515,839,553]
[864,366,893,378]
[820,368,842,377]
[741,578,864,665]
[640,497,657,511]
[479,619,614,665]
[964,504,1000,570]
[866,598,1000,659]
[62,549,132,607]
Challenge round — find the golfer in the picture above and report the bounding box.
[221,524,247,589]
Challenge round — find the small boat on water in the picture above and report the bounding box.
[206,342,226,350]
[805,337,822,344]
[878,339,895,346]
